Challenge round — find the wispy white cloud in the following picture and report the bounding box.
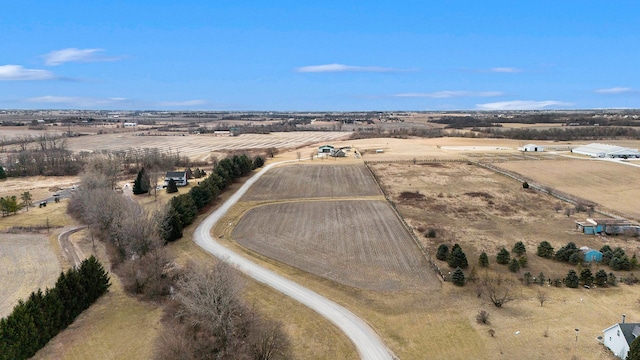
[476,100,572,110]
[393,91,503,98]
[487,67,521,73]
[0,65,56,80]
[462,67,522,73]
[295,63,405,73]
[594,87,635,94]
[43,48,123,66]
[26,95,128,107]
[156,100,207,107]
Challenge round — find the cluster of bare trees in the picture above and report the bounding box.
[1,135,88,176]
[67,157,173,298]
[68,156,291,359]
[155,263,290,360]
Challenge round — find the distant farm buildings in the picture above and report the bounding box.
[576,218,640,236]
[317,145,349,157]
[518,144,544,152]
[571,143,640,158]
[318,145,334,155]
[123,122,137,127]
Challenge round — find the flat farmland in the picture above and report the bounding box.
[367,161,640,359]
[63,131,351,161]
[368,161,620,278]
[241,164,382,201]
[232,200,437,291]
[0,233,61,318]
[496,159,640,221]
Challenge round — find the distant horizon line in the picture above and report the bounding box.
[1,108,639,113]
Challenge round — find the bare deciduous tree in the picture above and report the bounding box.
[536,289,548,307]
[479,273,518,308]
[155,262,291,360]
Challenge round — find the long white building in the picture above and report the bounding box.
[571,143,640,158]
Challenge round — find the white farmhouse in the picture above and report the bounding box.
[164,171,188,187]
[603,315,640,359]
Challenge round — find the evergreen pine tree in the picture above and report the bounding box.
[508,258,520,272]
[448,245,468,269]
[628,334,640,360]
[538,272,546,286]
[518,256,528,268]
[595,269,608,286]
[132,167,150,195]
[479,252,489,267]
[537,241,554,258]
[565,269,580,288]
[166,178,178,193]
[452,267,465,286]
[0,165,7,179]
[512,241,526,257]
[496,247,510,265]
[580,268,594,286]
[436,244,449,261]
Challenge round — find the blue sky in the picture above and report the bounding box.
[1,1,638,111]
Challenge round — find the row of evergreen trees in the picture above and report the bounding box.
[0,256,111,360]
[163,154,264,242]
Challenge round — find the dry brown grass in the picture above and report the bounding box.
[0,233,62,318]
[33,229,163,360]
[0,176,77,200]
[496,159,640,221]
[0,198,72,231]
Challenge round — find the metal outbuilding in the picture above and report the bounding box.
[571,143,640,158]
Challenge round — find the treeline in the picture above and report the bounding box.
[350,127,444,140]
[431,116,503,129]
[482,126,640,140]
[164,154,264,242]
[0,135,194,178]
[0,256,110,360]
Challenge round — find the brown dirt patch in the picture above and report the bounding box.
[241,164,382,201]
[232,200,438,291]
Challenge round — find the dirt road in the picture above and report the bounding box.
[193,159,396,360]
[58,226,86,268]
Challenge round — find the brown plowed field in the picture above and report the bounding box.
[0,233,61,318]
[232,200,437,291]
[62,131,350,162]
[241,164,382,201]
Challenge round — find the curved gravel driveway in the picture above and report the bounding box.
[193,159,396,360]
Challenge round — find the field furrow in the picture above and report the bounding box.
[232,200,438,291]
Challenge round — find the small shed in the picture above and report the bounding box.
[580,247,603,263]
[576,221,597,235]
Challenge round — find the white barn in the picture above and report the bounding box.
[603,316,640,359]
[518,144,544,152]
[572,143,640,158]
